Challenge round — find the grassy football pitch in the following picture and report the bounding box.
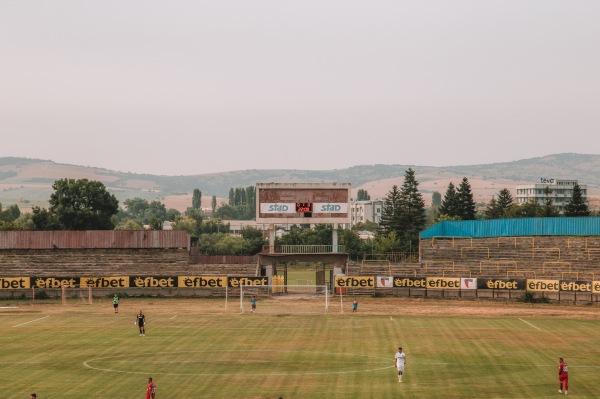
[1,296,599,398]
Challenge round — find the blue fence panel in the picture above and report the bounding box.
[420,217,600,238]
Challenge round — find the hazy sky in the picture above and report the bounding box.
[2,1,599,176]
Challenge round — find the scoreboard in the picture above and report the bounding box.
[256,183,351,224]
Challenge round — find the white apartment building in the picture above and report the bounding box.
[350,200,384,226]
[515,179,587,213]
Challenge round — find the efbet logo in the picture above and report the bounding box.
[81,277,128,288]
[228,277,268,287]
[34,277,78,288]
[179,276,226,288]
[0,277,29,289]
[132,276,175,288]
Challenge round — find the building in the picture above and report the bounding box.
[515,179,587,213]
[350,199,384,226]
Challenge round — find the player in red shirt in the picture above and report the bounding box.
[558,357,568,395]
[146,376,156,399]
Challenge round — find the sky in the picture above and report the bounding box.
[1,1,599,176]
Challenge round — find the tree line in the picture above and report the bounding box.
[0,175,594,260]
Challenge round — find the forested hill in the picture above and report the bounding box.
[1,153,599,211]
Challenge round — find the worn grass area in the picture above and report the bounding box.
[1,297,599,398]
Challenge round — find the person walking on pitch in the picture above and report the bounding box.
[395,347,406,382]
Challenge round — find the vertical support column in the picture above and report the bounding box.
[269,223,275,253]
[332,223,338,253]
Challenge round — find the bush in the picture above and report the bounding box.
[517,291,549,304]
[35,290,49,300]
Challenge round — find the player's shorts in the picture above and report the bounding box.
[114,304,118,308]
[397,364,405,372]
[559,374,568,382]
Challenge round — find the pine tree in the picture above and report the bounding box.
[379,185,401,235]
[397,168,426,251]
[496,189,513,216]
[456,177,476,220]
[439,182,459,218]
[484,197,501,219]
[564,184,590,216]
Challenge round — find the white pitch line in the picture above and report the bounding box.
[170,315,178,320]
[519,318,541,330]
[13,315,49,327]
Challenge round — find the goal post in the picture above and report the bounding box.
[61,284,93,305]
[240,285,329,314]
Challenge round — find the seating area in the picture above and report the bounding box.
[0,249,258,278]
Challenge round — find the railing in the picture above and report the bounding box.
[262,245,346,254]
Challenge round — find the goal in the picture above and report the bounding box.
[61,285,93,305]
[239,285,329,314]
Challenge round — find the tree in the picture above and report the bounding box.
[357,189,371,201]
[379,185,401,235]
[192,189,202,209]
[484,197,502,219]
[123,198,149,221]
[35,179,119,230]
[431,191,442,207]
[0,203,21,222]
[541,186,559,217]
[564,184,590,216]
[211,196,217,214]
[439,182,459,219]
[397,168,426,251]
[504,201,544,218]
[456,177,476,220]
[496,189,514,213]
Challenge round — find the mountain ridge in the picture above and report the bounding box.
[1,153,599,212]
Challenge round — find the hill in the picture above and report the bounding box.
[1,153,599,212]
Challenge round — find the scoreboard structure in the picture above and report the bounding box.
[256,183,351,225]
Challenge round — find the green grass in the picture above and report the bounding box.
[0,298,598,398]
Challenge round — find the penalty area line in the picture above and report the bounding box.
[13,315,49,327]
[170,315,178,320]
[518,318,541,330]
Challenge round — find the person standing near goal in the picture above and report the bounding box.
[352,299,358,313]
[145,376,156,399]
[251,296,257,313]
[135,310,146,336]
[113,294,119,313]
[558,357,568,395]
[395,347,406,383]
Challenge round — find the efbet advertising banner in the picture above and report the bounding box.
[460,278,477,290]
[393,277,427,288]
[0,277,30,289]
[80,276,128,288]
[477,278,526,291]
[32,277,80,289]
[526,279,559,292]
[228,277,269,287]
[426,277,461,290]
[177,276,227,288]
[559,280,593,292]
[376,276,393,288]
[334,276,375,288]
[130,276,176,288]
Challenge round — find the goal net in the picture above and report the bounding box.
[239,285,329,314]
[61,285,93,305]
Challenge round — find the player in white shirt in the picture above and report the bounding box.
[395,347,406,382]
